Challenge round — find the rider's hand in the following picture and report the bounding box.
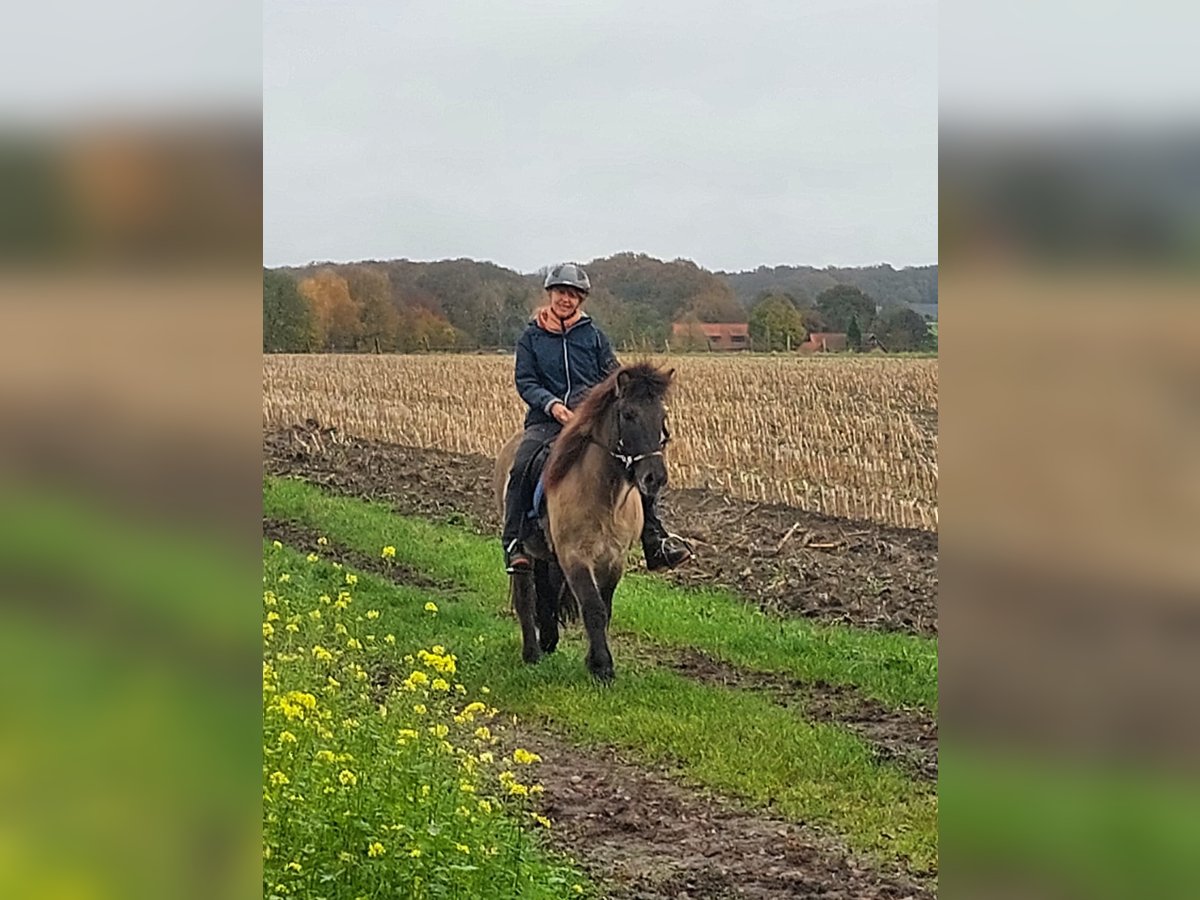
[551,403,574,425]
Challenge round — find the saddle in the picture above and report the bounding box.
[521,439,554,528]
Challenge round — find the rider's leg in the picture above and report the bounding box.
[639,492,693,571]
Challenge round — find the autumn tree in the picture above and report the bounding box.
[346,265,400,352]
[871,305,934,352]
[749,293,806,351]
[299,268,361,351]
[263,269,314,352]
[816,284,877,333]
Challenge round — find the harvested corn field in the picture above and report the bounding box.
[263,354,938,530]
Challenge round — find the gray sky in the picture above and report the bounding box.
[264,0,937,273]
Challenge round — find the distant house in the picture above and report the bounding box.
[797,332,848,353]
[671,321,750,351]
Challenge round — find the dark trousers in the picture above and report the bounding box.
[502,423,561,550]
[501,422,671,554]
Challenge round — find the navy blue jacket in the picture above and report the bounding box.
[515,315,620,428]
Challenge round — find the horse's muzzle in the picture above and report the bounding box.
[635,459,668,498]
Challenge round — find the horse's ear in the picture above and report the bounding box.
[615,369,631,397]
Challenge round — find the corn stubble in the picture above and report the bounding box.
[263,354,938,531]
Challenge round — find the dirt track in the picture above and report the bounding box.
[264,420,937,636]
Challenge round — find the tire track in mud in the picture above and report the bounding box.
[503,727,934,900]
[630,642,937,783]
[263,422,937,636]
[263,520,936,898]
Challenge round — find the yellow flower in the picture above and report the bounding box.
[366,610,380,620]
[463,702,486,716]
[367,842,385,858]
[346,638,363,650]
[396,729,418,744]
[319,594,331,605]
[473,726,492,742]
[338,851,352,863]
[385,634,396,645]
[423,602,438,614]
[407,670,429,687]
[266,610,280,622]
[272,540,283,549]
[409,848,422,858]
[430,724,449,738]
[455,843,470,854]
[479,751,494,764]
[454,683,467,695]
[477,799,493,814]
[532,814,552,828]
[345,573,358,586]
[285,861,302,873]
[286,622,299,633]
[269,771,289,787]
[459,782,476,793]
[263,622,275,639]
[513,748,542,765]
[481,686,490,694]
[574,886,584,895]
[431,678,449,692]
[338,769,357,786]
[413,704,427,715]
[306,553,318,563]
[317,536,328,546]
[308,609,321,620]
[334,623,348,636]
[278,731,297,744]
[312,645,333,662]
[263,591,277,606]
[381,545,396,559]
[277,573,290,583]
[315,750,335,764]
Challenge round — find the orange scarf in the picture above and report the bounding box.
[535,306,584,334]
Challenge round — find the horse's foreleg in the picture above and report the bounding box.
[563,563,614,683]
[511,572,541,665]
[534,560,560,654]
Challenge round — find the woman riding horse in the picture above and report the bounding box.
[501,262,693,575]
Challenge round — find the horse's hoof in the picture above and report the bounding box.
[588,664,615,684]
[522,646,542,665]
[539,635,559,654]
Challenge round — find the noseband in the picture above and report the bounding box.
[590,408,670,472]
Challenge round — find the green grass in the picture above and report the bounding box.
[941,743,1200,900]
[263,481,938,875]
[263,475,936,713]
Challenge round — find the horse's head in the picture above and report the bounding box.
[607,365,674,499]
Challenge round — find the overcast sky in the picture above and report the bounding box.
[264,0,937,273]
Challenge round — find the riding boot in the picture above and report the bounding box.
[502,462,532,574]
[640,493,693,571]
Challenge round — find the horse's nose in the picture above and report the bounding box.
[640,466,665,497]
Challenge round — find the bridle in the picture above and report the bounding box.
[594,405,670,473]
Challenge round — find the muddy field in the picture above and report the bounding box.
[264,420,937,636]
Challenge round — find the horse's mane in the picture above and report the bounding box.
[542,363,672,490]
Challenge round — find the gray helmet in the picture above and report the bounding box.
[544,262,591,295]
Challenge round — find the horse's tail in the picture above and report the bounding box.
[537,559,579,625]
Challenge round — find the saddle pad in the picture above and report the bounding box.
[528,477,546,520]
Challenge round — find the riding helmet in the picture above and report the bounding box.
[543,262,591,295]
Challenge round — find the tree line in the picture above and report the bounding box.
[263,253,937,354]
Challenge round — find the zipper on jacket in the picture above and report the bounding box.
[562,330,571,408]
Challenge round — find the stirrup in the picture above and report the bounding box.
[505,539,531,574]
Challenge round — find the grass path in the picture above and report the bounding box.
[263,476,938,875]
[263,476,937,713]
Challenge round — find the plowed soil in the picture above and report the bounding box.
[263,421,937,636]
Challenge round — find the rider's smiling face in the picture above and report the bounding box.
[548,286,584,319]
